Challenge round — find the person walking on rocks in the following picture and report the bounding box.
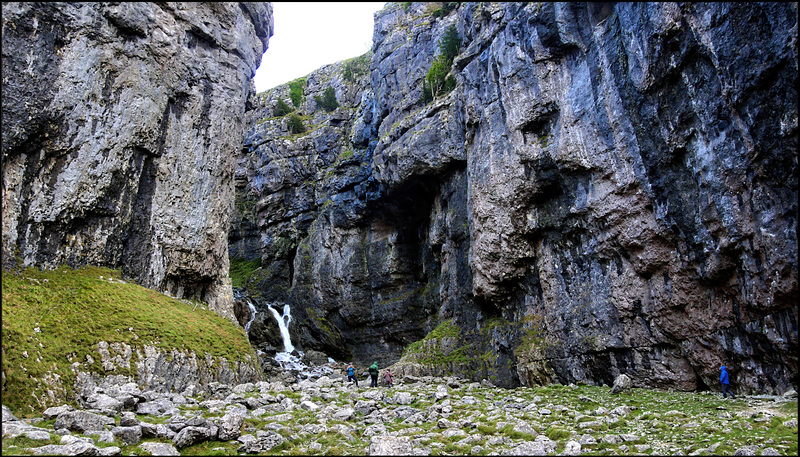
[346,363,359,387]
[720,365,736,399]
[369,361,379,387]
[384,368,393,388]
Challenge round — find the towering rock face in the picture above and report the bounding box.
[238,2,797,394]
[445,2,797,393]
[2,2,273,320]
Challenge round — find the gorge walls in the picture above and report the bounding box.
[236,2,797,394]
[2,2,273,320]
[2,2,794,396]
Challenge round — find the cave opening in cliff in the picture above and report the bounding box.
[693,366,711,392]
[369,177,440,229]
[165,273,213,306]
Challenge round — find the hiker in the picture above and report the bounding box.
[346,363,359,387]
[384,368,393,388]
[720,365,736,399]
[369,361,379,387]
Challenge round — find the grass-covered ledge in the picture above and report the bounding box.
[1,265,257,416]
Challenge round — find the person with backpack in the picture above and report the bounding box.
[346,363,359,387]
[368,361,379,387]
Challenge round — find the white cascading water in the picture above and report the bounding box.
[244,301,257,333]
[260,302,338,380]
[267,304,294,353]
[235,292,334,378]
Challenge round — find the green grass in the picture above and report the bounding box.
[1,435,59,451]
[182,440,240,455]
[1,265,256,416]
[229,257,262,288]
[546,426,572,440]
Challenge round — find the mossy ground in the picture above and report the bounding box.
[1,381,796,455]
[1,265,255,416]
[229,257,262,289]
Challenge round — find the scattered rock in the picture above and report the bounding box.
[27,442,100,455]
[172,426,216,449]
[733,445,760,455]
[138,441,181,456]
[369,435,414,455]
[611,374,632,394]
[54,410,115,433]
[42,405,74,420]
[1,363,795,457]
[217,412,244,441]
[111,425,142,446]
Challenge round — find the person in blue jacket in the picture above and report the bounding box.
[346,362,359,387]
[720,365,736,399]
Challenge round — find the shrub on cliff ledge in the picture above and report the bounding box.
[422,57,457,102]
[422,24,461,102]
[288,77,306,107]
[439,24,461,62]
[273,98,294,117]
[288,113,306,134]
[315,87,339,112]
[431,2,458,18]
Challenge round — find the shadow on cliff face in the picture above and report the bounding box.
[295,174,446,366]
[231,2,796,394]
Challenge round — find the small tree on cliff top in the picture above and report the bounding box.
[439,24,461,62]
[422,25,461,102]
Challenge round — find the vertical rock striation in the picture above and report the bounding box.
[238,2,797,394]
[2,2,273,320]
[448,2,797,393]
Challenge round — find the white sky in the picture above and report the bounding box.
[253,2,387,93]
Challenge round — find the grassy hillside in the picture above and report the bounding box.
[1,265,256,416]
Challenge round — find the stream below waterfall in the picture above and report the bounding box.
[237,291,336,380]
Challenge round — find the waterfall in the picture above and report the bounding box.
[267,304,295,353]
[244,301,257,333]
[235,292,335,380]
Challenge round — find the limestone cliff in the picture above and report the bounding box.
[236,2,797,394]
[2,2,273,320]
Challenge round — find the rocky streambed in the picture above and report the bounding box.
[2,362,797,456]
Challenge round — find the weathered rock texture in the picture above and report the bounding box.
[18,338,262,414]
[236,2,797,394]
[72,342,262,404]
[2,2,273,320]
